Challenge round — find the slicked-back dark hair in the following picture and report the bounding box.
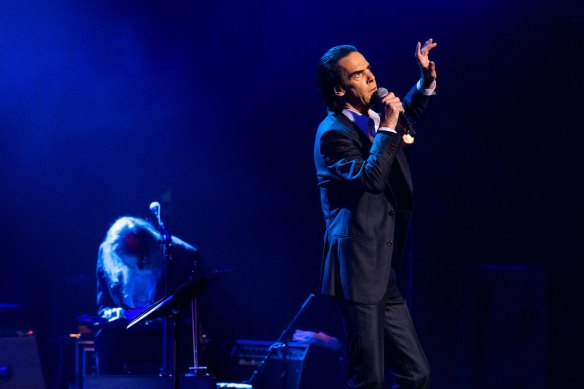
[318,45,358,112]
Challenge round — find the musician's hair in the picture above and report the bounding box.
[97,216,162,310]
[318,45,358,112]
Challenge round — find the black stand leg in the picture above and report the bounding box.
[173,315,180,389]
[246,293,315,387]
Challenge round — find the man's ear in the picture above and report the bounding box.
[334,85,345,97]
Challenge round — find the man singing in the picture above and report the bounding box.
[314,39,438,388]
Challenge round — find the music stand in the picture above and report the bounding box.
[127,270,228,389]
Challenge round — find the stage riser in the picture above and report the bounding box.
[84,375,216,389]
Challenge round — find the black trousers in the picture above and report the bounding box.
[341,270,431,389]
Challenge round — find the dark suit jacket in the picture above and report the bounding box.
[314,85,430,304]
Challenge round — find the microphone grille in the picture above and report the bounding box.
[149,201,160,215]
[375,87,389,99]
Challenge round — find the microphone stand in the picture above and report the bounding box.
[151,203,173,377]
[185,296,209,377]
[245,293,315,387]
[150,202,211,384]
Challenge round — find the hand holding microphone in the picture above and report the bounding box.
[375,87,416,144]
[375,88,403,130]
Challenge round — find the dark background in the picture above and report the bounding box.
[1,0,582,388]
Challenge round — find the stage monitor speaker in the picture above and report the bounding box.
[228,340,308,389]
[0,335,45,389]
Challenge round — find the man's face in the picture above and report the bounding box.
[335,51,377,113]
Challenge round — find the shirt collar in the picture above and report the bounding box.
[341,108,380,137]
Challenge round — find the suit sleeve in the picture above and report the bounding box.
[317,87,431,194]
[403,85,432,122]
[318,127,403,194]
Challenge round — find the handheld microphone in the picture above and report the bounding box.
[375,87,416,144]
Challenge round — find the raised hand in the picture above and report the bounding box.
[416,38,438,88]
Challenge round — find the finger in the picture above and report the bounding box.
[390,104,405,113]
[386,102,403,111]
[384,98,404,111]
[381,96,400,105]
[415,41,421,57]
[422,42,438,55]
[423,38,435,47]
[381,101,404,115]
